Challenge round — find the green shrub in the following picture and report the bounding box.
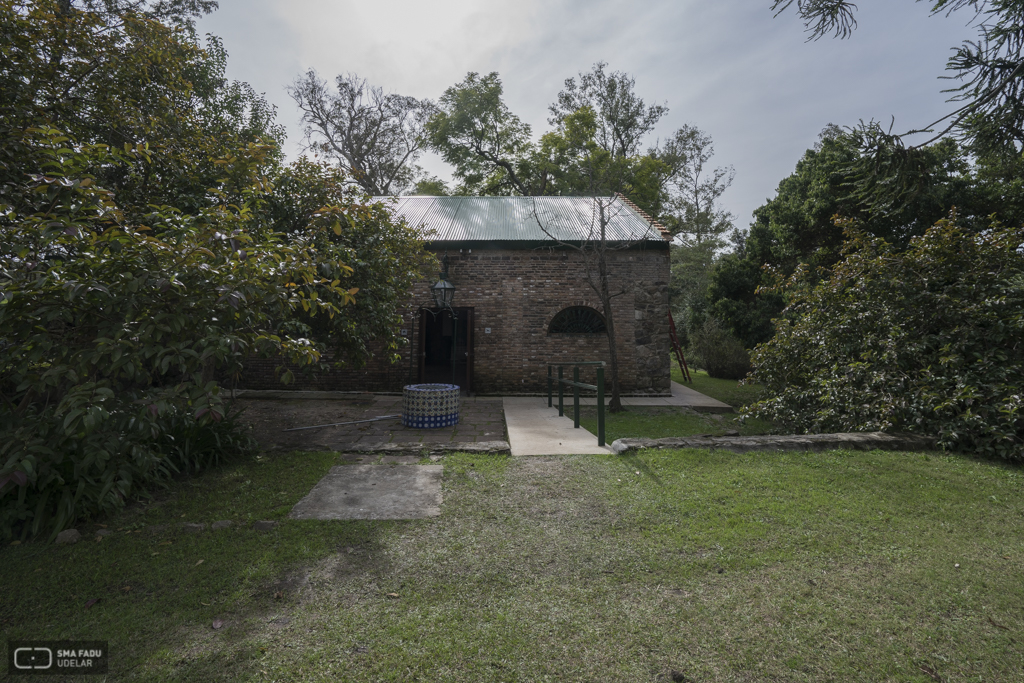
[688,317,751,380]
[0,400,256,541]
[746,216,1024,461]
[0,4,425,539]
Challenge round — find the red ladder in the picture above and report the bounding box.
[668,312,691,383]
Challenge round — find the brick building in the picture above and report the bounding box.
[240,195,672,396]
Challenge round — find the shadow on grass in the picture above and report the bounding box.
[0,449,407,680]
[616,452,666,487]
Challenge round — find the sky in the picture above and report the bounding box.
[196,0,978,230]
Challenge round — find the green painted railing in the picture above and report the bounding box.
[546,362,606,447]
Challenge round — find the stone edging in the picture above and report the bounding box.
[610,432,938,454]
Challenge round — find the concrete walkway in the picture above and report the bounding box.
[571,381,732,412]
[503,397,612,456]
[503,381,732,456]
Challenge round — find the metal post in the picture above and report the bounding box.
[558,366,564,416]
[573,365,580,428]
[547,365,552,407]
[596,366,605,447]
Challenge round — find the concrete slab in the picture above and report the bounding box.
[288,464,442,520]
[666,382,734,413]
[569,381,732,413]
[503,397,611,456]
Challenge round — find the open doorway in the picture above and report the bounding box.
[419,307,473,392]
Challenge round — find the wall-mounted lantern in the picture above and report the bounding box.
[430,252,456,310]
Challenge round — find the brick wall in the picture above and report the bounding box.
[238,244,671,396]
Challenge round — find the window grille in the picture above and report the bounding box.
[548,306,607,334]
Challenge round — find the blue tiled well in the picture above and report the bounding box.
[402,384,460,429]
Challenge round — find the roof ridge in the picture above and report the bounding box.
[374,195,670,243]
[614,193,671,241]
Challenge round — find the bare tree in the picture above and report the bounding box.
[289,71,435,196]
[533,195,666,413]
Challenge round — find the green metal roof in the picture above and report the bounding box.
[374,195,669,244]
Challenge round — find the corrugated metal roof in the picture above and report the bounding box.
[373,196,669,243]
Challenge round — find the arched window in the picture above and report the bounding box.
[548,306,607,334]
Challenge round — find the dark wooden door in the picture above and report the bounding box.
[464,307,474,394]
[418,308,427,382]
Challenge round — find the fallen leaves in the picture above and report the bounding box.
[212,619,224,630]
[386,593,399,599]
[84,598,101,609]
[195,559,204,566]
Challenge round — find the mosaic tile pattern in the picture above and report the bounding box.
[402,383,460,429]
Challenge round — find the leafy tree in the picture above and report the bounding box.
[426,67,701,218]
[705,252,785,350]
[548,61,668,159]
[660,126,736,345]
[0,0,423,538]
[660,126,735,247]
[425,72,546,196]
[289,71,436,196]
[427,68,732,404]
[54,0,218,26]
[411,176,451,196]
[3,0,285,221]
[668,242,716,341]
[0,128,351,539]
[746,215,1024,462]
[263,158,429,366]
[706,126,974,348]
[772,0,1024,216]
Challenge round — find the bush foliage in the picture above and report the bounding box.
[0,1,425,539]
[687,317,751,380]
[746,216,1024,461]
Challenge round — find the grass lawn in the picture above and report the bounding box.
[571,365,774,443]
[2,446,1022,681]
[577,407,776,443]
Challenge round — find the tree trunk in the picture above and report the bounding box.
[597,251,624,413]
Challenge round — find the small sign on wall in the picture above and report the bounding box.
[400,329,408,336]
[485,327,491,334]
